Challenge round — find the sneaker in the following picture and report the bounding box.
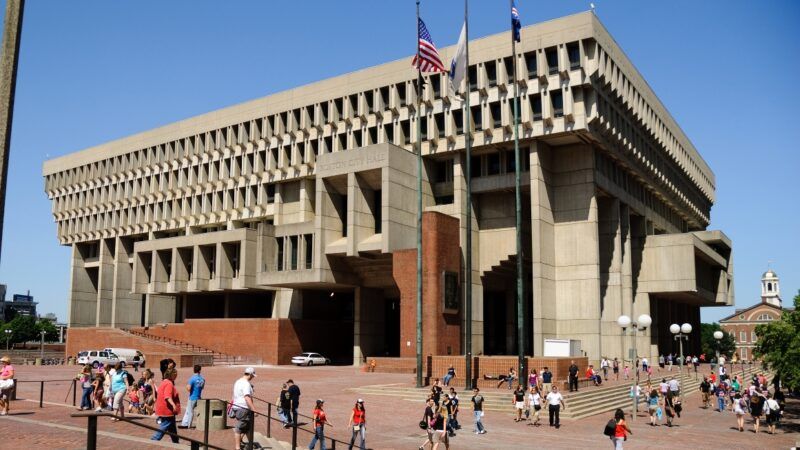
[479,430,487,434]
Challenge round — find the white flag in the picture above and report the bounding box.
[448,22,467,96]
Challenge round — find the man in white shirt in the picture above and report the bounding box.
[668,377,680,396]
[231,367,256,450]
[545,386,566,429]
[600,358,609,381]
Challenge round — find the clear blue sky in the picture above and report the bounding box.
[0,1,797,324]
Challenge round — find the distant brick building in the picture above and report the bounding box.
[719,269,788,361]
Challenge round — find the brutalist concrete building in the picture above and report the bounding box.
[43,12,733,365]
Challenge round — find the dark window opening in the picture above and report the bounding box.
[304,234,313,269]
[385,124,394,144]
[397,83,407,106]
[435,159,454,183]
[487,152,501,175]
[296,143,305,164]
[504,57,515,81]
[276,237,284,271]
[431,76,441,98]
[420,117,428,140]
[267,184,275,203]
[531,95,542,120]
[552,90,564,117]
[292,109,301,129]
[435,195,454,205]
[546,47,558,75]
[471,105,482,130]
[567,42,580,69]
[471,156,482,178]
[364,91,374,113]
[353,130,362,148]
[453,109,464,134]
[486,62,497,87]
[490,102,502,128]
[379,86,390,107]
[333,98,343,119]
[324,136,333,153]
[289,236,298,270]
[506,150,516,173]
[374,189,382,234]
[349,94,359,117]
[368,127,378,145]
[468,65,478,91]
[435,113,445,138]
[401,121,410,144]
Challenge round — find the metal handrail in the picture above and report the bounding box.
[248,395,371,449]
[71,411,226,450]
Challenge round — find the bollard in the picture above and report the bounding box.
[190,443,200,450]
[267,403,272,438]
[291,423,298,450]
[203,399,210,450]
[72,379,77,406]
[39,381,44,408]
[331,438,336,449]
[87,415,98,450]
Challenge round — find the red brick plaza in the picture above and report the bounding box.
[1,364,797,449]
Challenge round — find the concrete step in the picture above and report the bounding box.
[252,431,293,450]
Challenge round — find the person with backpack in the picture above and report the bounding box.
[110,362,132,421]
[663,391,677,427]
[732,392,747,432]
[605,408,631,449]
[764,392,780,435]
[750,389,765,433]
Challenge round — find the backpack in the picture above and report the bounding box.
[123,370,135,385]
[603,419,616,437]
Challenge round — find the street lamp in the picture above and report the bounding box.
[670,323,692,403]
[39,330,46,360]
[3,329,11,351]
[618,313,652,421]
[713,330,723,375]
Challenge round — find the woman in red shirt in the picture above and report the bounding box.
[151,368,181,443]
[309,399,333,450]
[347,399,366,450]
[611,408,632,449]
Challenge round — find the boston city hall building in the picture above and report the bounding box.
[44,12,733,367]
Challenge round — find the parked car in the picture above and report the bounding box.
[103,348,146,368]
[77,350,120,368]
[291,352,331,366]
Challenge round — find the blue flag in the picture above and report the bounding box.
[511,0,521,42]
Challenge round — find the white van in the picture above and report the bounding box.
[77,350,120,368]
[103,348,146,368]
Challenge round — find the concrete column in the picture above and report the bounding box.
[453,152,484,355]
[552,144,601,362]
[68,243,97,327]
[619,204,633,361]
[598,197,623,361]
[272,288,302,319]
[111,237,140,328]
[96,238,115,326]
[529,141,555,356]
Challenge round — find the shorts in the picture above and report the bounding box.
[515,401,525,410]
[233,408,252,434]
[648,405,658,414]
[113,390,125,410]
[130,401,141,408]
[613,367,619,373]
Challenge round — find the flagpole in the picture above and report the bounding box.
[415,0,424,389]
[510,0,526,388]
[463,0,474,391]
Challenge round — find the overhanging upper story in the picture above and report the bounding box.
[42,11,716,247]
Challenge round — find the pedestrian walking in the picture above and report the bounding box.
[141,369,156,415]
[610,408,631,449]
[92,367,105,411]
[231,367,256,449]
[446,388,460,430]
[309,399,333,450]
[127,382,141,414]
[441,396,456,437]
[715,382,727,412]
[541,367,553,393]
[470,388,486,434]
[420,397,437,449]
[430,379,443,406]
[658,354,665,371]
[513,385,525,422]
[733,392,746,432]
[647,389,659,426]
[612,358,620,380]
[667,354,673,371]
[546,385,566,428]
[347,399,366,450]
[179,364,204,429]
[526,385,542,426]
[641,357,649,375]
[623,365,630,380]
[765,393,780,434]
[699,376,711,408]
[668,376,680,397]
[0,356,15,415]
[750,389,764,433]
[528,367,539,389]
[663,391,676,427]
[287,379,301,426]
[110,362,131,421]
[600,357,609,381]
[278,383,291,426]
[104,364,115,411]
[151,368,180,443]
[76,365,94,411]
[568,361,579,392]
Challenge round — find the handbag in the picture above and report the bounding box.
[419,411,428,430]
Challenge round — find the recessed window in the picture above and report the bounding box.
[468,65,478,91]
[545,47,558,75]
[567,42,580,69]
[490,102,502,128]
[487,153,501,175]
[551,90,564,118]
[739,331,747,343]
[530,95,542,121]
[486,62,497,87]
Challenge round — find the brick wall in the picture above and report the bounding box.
[395,212,462,359]
[65,327,204,368]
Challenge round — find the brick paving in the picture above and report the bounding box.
[1,364,796,449]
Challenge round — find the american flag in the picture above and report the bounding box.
[411,18,446,73]
[512,0,522,42]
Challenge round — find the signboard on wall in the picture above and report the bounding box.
[442,271,459,313]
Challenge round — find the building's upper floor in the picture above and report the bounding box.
[43,12,715,244]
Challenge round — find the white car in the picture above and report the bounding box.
[77,350,120,368]
[291,352,331,366]
[103,348,146,368]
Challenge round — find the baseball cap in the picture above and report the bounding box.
[244,367,257,376]
[357,398,364,403]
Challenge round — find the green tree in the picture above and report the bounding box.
[754,290,800,391]
[700,322,736,359]
[0,315,37,346]
[35,319,59,342]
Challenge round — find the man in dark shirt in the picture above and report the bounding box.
[470,388,486,434]
[541,367,553,394]
[568,361,579,392]
[286,379,301,426]
[699,377,711,408]
[278,383,292,427]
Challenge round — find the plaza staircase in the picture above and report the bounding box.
[120,328,252,366]
[347,365,766,420]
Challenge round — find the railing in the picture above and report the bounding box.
[124,329,224,356]
[71,411,226,450]
[249,395,371,450]
[13,378,78,408]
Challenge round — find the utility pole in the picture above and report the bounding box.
[0,0,25,261]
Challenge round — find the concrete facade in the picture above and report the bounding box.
[43,12,733,365]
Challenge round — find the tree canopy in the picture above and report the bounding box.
[700,322,736,359]
[754,290,800,391]
[0,315,60,346]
